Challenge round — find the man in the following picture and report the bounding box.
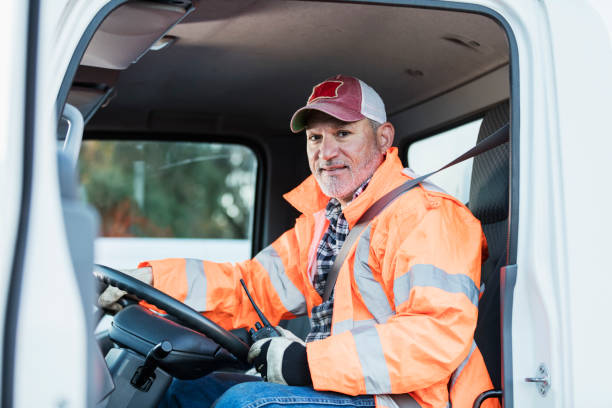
[100,75,498,408]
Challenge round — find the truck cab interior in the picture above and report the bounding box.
[56,0,517,406]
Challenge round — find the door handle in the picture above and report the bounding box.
[524,363,550,396]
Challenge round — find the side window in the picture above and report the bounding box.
[79,140,258,268]
[407,119,482,204]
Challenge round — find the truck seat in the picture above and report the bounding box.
[469,100,510,390]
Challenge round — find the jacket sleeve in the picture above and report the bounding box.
[306,197,486,395]
[139,215,320,331]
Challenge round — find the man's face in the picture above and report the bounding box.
[305,112,386,206]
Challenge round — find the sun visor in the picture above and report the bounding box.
[64,66,119,123]
[66,85,114,124]
[81,1,193,70]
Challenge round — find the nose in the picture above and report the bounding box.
[319,134,339,161]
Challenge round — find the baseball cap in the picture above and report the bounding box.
[290,75,387,133]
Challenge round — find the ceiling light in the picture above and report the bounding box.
[150,35,177,51]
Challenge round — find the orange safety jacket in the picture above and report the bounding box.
[141,148,499,408]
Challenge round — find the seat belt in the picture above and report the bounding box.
[321,122,509,302]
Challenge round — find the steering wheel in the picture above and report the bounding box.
[93,264,250,362]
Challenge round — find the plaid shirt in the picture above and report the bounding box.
[305,179,370,343]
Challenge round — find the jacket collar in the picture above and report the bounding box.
[283,147,408,228]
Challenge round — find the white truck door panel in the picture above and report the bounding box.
[452,1,612,407]
[484,1,612,407]
[10,2,116,407]
[0,1,28,403]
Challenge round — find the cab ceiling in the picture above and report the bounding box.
[88,0,509,135]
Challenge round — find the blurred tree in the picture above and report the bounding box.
[79,140,256,239]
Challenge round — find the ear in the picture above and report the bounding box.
[376,122,395,152]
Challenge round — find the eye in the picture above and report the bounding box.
[307,133,321,142]
[337,130,350,138]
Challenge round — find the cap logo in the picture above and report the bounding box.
[307,80,343,104]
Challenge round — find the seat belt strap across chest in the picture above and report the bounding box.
[321,123,509,302]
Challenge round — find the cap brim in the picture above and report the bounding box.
[290,101,365,133]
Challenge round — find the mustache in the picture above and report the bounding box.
[317,161,348,171]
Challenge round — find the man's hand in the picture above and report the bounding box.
[98,267,153,312]
[247,326,311,386]
[274,326,306,345]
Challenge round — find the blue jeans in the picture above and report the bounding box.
[159,372,376,408]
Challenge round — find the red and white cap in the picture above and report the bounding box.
[290,75,386,133]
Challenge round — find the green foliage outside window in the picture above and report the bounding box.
[79,140,257,239]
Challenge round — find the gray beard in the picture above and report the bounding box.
[316,150,383,201]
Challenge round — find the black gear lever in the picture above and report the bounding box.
[131,340,172,391]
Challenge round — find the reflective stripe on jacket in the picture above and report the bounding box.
[141,148,499,408]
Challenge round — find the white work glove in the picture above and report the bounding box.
[98,267,153,312]
[275,326,306,345]
[247,326,311,385]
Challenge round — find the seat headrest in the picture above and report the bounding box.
[469,101,510,224]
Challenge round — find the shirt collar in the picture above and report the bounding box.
[325,177,371,221]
